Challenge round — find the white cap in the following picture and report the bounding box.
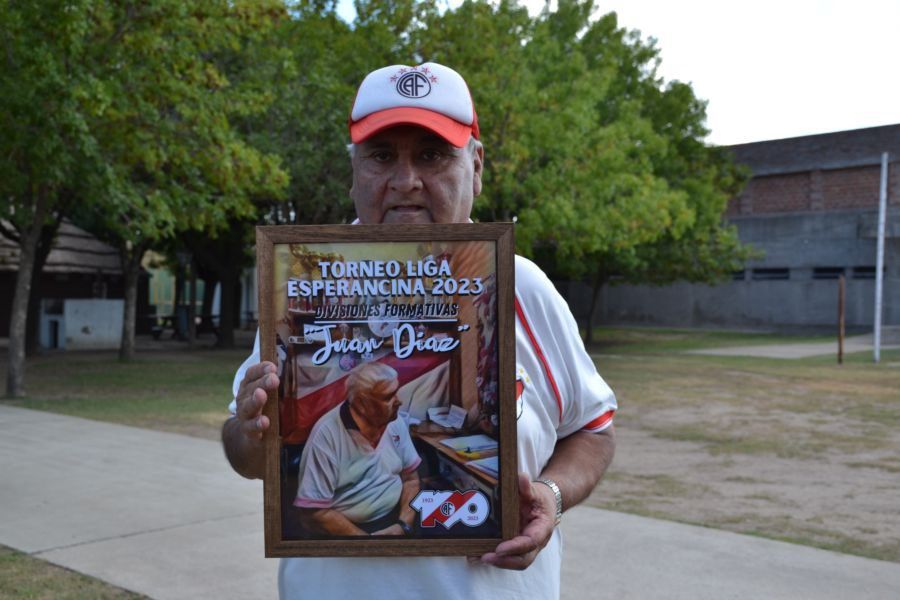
[349,62,479,148]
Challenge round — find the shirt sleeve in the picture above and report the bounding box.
[229,330,261,415]
[515,257,617,438]
[294,432,339,509]
[397,421,422,474]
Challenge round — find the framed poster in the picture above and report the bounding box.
[257,223,516,557]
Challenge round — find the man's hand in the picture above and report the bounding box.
[477,427,616,571]
[235,361,279,439]
[479,473,557,570]
[222,361,280,479]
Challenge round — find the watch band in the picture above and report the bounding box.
[535,478,563,525]
[396,520,413,536]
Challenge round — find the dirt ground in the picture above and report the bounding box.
[587,350,900,562]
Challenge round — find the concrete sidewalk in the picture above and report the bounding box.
[0,405,277,599]
[3,405,900,599]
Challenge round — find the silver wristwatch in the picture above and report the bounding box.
[535,478,563,525]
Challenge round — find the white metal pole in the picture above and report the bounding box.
[873,152,888,363]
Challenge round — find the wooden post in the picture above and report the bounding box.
[838,273,845,364]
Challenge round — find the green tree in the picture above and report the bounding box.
[570,11,752,340]
[239,0,416,228]
[0,0,106,396]
[416,1,750,341]
[74,0,289,359]
[181,0,425,348]
[176,3,359,347]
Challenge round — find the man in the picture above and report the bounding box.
[224,62,617,599]
[294,362,421,536]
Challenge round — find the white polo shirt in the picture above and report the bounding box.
[232,255,617,599]
[294,401,421,524]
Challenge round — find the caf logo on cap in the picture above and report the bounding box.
[396,72,431,99]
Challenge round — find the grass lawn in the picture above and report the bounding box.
[586,327,900,563]
[0,545,145,600]
[4,347,248,439]
[587,325,835,353]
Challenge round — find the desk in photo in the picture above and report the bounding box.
[413,430,499,512]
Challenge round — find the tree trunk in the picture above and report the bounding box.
[118,243,145,362]
[25,260,44,356]
[217,270,237,349]
[172,262,183,318]
[25,222,60,356]
[187,261,197,347]
[234,280,242,329]
[583,269,607,346]
[199,272,218,333]
[6,189,51,397]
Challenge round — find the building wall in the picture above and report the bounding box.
[586,274,898,331]
[0,271,150,338]
[566,208,899,331]
[63,299,125,350]
[730,162,900,215]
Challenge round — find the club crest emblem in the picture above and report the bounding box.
[410,489,490,529]
[515,366,529,420]
[396,71,431,98]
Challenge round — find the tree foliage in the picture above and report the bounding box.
[410,1,752,337]
[2,0,752,376]
[73,1,290,358]
[1,0,107,395]
[413,1,749,274]
[1,1,290,378]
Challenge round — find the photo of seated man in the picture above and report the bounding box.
[293,362,422,536]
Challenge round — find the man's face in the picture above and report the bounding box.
[356,378,402,429]
[350,125,484,224]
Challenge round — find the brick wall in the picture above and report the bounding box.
[822,165,880,210]
[730,172,810,215]
[728,160,899,216]
[892,160,900,206]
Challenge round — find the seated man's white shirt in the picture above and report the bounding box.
[295,401,421,523]
[231,256,617,600]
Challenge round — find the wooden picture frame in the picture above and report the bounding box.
[257,223,516,557]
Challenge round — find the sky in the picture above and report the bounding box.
[589,0,900,145]
[337,0,900,146]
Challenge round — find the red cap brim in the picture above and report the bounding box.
[350,107,474,147]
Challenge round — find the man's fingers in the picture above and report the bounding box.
[478,534,540,570]
[237,362,278,397]
[234,362,278,442]
[244,361,277,382]
[237,387,267,420]
[475,472,555,572]
[244,371,280,397]
[236,372,279,420]
[240,413,270,439]
[517,472,534,502]
[520,513,554,539]
[480,548,537,571]
[492,534,538,558]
